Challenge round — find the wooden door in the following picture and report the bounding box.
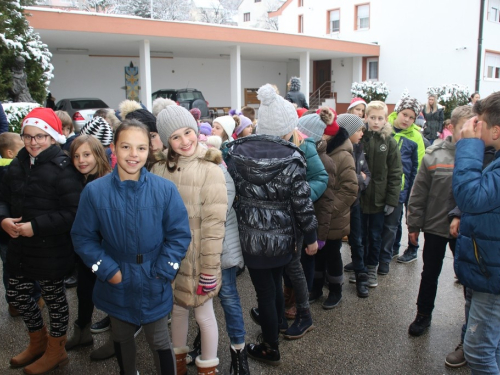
[313,60,332,95]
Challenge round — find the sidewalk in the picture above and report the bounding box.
[0,236,469,374]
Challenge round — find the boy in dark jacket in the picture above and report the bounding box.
[452,92,500,374]
[0,108,83,374]
[406,105,474,337]
[337,114,372,298]
[360,101,402,288]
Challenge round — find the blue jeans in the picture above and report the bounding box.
[348,204,366,273]
[361,211,385,267]
[218,267,246,345]
[461,287,473,343]
[379,203,404,264]
[463,291,500,374]
[0,242,41,303]
[393,203,419,256]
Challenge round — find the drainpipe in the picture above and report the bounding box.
[475,0,486,92]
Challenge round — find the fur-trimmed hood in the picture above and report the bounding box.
[326,127,352,155]
[366,121,393,139]
[153,144,222,167]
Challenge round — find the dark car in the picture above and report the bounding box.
[152,89,209,118]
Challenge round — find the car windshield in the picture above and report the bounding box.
[153,91,176,100]
[178,91,203,101]
[70,99,108,110]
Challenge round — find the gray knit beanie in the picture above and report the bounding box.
[256,84,298,137]
[156,105,199,146]
[297,114,326,142]
[337,114,365,137]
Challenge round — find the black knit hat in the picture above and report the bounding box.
[125,109,157,133]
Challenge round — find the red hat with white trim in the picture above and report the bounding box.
[347,97,367,111]
[22,108,67,144]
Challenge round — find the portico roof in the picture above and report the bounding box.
[26,7,379,62]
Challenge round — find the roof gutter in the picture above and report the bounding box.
[475,0,486,92]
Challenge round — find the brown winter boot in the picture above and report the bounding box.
[174,346,189,375]
[10,326,48,368]
[23,335,69,374]
[284,286,296,319]
[195,356,219,375]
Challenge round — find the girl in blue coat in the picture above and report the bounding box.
[71,120,191,375]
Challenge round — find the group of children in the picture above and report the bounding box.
[0,86,499,375]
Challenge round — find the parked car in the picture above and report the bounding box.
[152,89,209,118]
[54,98,109,132]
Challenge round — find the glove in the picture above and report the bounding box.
[197,274,217,295]
[317,240,326,250]
[384,205,395,216]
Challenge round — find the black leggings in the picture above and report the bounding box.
[7,276,69,337]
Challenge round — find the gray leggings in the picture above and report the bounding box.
[110,314,175,375]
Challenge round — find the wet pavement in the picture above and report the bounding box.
[0,231,470,375]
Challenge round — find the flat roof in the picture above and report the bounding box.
[26,7,379,61]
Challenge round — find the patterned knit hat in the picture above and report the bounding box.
[256,84,298,137]
[397,97,421,117]
[156,105,199,146]
[297,114,325,142]
[22,108,67,144]
[80,116,113,147]
[125,109,157,133]
[347,97,367,111]
[337,114,365,137]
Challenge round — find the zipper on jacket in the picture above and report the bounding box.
[472,234,490,279]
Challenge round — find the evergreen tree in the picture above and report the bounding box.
[0,0,53,104]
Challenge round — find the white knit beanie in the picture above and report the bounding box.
[256,84,298,137]
[213,116,235,141]
[156,105,199,146]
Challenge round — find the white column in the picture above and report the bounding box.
[230,46,241,111]
[299,51,310,102]
[139,40,152,111]
[352,56,363,83]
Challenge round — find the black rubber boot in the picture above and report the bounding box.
[229,345,250,374]
[355,273,369,298]
[246,341,281,366]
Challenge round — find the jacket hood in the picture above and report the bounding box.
[227,134,306,186]
[364,121,393,140]
[289,77,301,91]
[326,127,352,154]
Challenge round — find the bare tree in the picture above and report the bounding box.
[254,0,282,30]
[198,1,231,24]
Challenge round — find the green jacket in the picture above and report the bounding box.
[360,122,402,214]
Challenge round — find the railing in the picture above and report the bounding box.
[309,81,333,109]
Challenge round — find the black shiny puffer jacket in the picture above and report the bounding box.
[226,135,318,269]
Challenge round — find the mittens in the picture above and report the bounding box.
[317,240,326,250]
[197,274,217,295]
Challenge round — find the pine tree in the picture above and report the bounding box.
[0,0,53,104]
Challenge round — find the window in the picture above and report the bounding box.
[488,0,500,23]
[485,51,500,79]
[367,58,378,81]
[243,12,250,22]
[328,9,340,33]
[298,0,304,7]
[298,15,304,33]
[356,4,370,30]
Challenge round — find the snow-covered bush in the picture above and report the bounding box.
[3,102,41,133]
[426,84,470,119]
[351,81,390,103]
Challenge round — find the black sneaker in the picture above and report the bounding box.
[378,262,389,275]
[343,262,355,273]
[397,248,418,263]
[90,316,111,334]
[246,342,281,366]
[322,292,342,310]
[64,275,78,289]
[409,313,432,336]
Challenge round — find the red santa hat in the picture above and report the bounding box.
[347,97,367,111]
[21,108,66,144]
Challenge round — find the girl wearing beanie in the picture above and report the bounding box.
[226,84,318,366]
[211,115,236,160]
[0,108,84,374]
[233,114,253,139]
[309,108,359,310]
[151,105,228,375]
[72,120,191,375]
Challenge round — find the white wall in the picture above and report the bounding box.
[274,0,495,104]
[481,12,500,95]
[48,54,288,110]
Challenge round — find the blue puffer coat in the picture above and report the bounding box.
[71,167,191,325]
[453,139,500,294]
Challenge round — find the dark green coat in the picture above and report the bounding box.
[360,122,402,214]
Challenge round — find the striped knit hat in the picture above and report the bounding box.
[80,116,113,147]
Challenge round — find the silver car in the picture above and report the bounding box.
[54,98,109,133]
